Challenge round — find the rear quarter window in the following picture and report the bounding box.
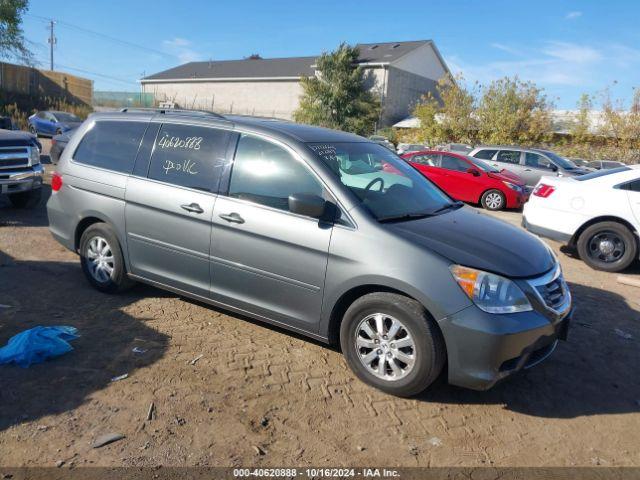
[73,120,147,174]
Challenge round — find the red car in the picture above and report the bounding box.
[401,150,527,210]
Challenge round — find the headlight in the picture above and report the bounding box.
[450,265,532,314]
[502,181,520,191]
[30,146,40,165]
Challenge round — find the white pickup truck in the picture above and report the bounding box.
[0,129,44,208]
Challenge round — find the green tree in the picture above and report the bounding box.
[413,75,477,145]
[0,0,32,64]
[293,42,380,136]
[570,93,593,143]
[476,77,552,145]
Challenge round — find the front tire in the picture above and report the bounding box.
[480,189,506,210]
[79,223,134,293]
[577,221,637,272]
[340,292,445,397]
[8,188,41,208]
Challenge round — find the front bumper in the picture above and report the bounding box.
[0,164,44,194]
[438,266,572,390]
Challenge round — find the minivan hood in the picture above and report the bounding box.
[389,207,555,278]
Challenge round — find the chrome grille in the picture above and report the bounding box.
[535,278,566,311]
[527,264,571,315]
[0,146,30,170]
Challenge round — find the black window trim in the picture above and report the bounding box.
[70,118,149,176]
[614,177,640,191]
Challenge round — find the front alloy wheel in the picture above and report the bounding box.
[340,292,445,397]
[355,313,416,381]
[481,189,505,210]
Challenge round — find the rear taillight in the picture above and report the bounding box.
[533,184,555,198]
[51,172,63,192]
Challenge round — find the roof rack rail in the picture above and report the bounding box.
[119,107,227,120]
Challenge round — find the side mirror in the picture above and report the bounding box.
[550,164,558,172]
[467,168,481,176]
[288,193,326,219]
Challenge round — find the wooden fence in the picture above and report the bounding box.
[0,61,93,106]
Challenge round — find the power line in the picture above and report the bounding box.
[29,55,138,86]
[26,13,177,60]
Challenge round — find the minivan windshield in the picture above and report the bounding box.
[466,155,500,173]
[308,142,457,221]
[535,150,577,169]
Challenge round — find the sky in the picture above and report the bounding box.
[19,0,640,110]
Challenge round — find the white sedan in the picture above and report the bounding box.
[523,165,640,272]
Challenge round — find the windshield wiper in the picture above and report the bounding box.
[378,212,434,223]
[430,201,464,215]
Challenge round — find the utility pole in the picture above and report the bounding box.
[47,20,57,71]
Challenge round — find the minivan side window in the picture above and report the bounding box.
[496,150,521,164]
[525,152,553,170]
[147,124,231,192]
[473,149,497,160]
[74,120,147,174]
[228,134,324,213]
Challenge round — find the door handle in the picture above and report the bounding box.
[219,212,245,224]
[181,203,204,214]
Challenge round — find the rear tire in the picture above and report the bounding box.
[480,189,506,210]
[79,223,134,293]
[577,221,637,272]
[8,188,41,209]
[340,292,445,397]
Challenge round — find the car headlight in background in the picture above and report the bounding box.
[502,181,521,191]
[30,146,40,165]
[450,265,532,314]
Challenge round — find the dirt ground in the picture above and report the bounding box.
[1,143,639,468]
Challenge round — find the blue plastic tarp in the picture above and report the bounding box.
[0,326,79,367]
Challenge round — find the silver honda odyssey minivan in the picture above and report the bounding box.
[47,109,572,397]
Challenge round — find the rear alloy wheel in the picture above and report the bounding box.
[577,221,637,272]
[340,292,445,397]
[481,189,505,211]
[79,223,134,293]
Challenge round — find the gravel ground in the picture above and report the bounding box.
[1,143,639,468]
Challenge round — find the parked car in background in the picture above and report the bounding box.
[523,166,640,272]
[0,129,44,208]
[588,160,626,170]
[47,109,571,396]
[396,143,426,155]
[368,135,395,151]
[402,150,527,210]
[569,158,596,171]
[469,146,591,188]
[28,111,82,137]
[436,143,473,154]
[49,129,76,165]
[0,116,17,130]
